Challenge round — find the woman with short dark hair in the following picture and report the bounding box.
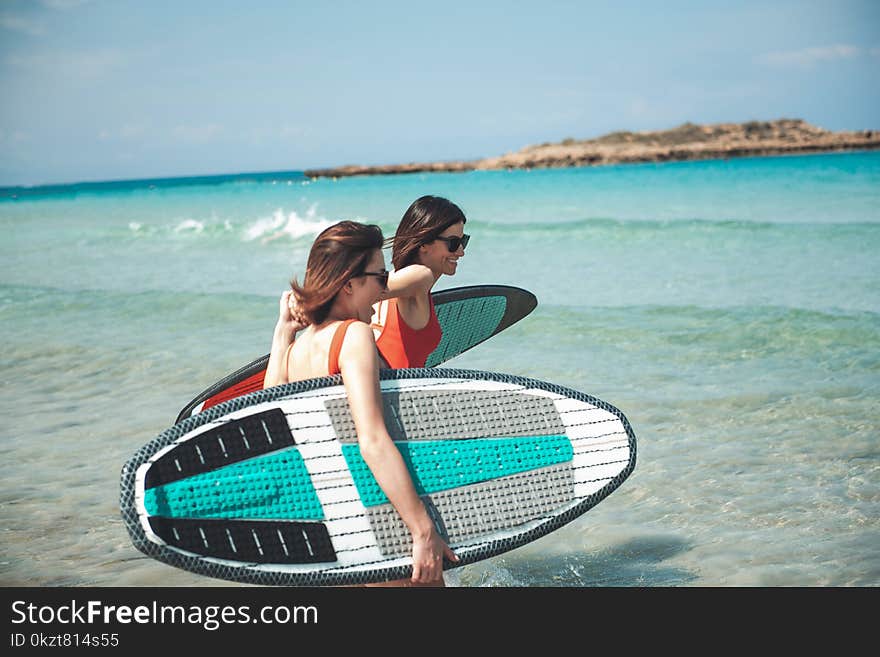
[264,220,457,586]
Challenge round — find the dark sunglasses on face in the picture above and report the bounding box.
[434,233,470,252]
[360,269,389,288]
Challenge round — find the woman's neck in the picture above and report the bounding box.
[321,301,358,326]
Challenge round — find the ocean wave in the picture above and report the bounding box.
[124,216,228,240]
[243,206,333,243]
[174,219,206,234]
[121,207,334,244]
[475,216,880,236]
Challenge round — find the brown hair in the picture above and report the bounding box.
[292,221,384,325]
[391,195,467,270]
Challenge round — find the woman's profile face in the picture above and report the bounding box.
[418,221,466,276]
[352,248,388,322]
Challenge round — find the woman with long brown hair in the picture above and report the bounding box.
[263,220,457,586]
[371,195,469,367]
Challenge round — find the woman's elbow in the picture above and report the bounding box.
[357,431,392,462]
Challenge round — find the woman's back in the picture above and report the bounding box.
[278,319,356,384]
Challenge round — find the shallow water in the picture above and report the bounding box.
[1,152,878,586]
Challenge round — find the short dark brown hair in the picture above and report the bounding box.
[292,221,384,325]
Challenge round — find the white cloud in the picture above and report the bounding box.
[0,1,93,35]
[0,13,45,36]
[627,97,651,120]
[99,124,149,141]
[39,0,92,10]
[173,123,224,143]
[279,124,310,139]
[2,130,31,144]
[758,44,861,68]
[6,49,124,80]
[120,123,147,139]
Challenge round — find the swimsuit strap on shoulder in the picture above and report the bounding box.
[328,319,357,375]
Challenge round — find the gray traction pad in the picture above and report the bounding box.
[365,462,576,557]
[325,389,567,444]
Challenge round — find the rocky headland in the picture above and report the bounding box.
[303,119,880,178]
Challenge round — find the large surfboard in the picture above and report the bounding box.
[175,285,537,423]
[121,368,637,586]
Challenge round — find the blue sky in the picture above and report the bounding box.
[1,0,878,185]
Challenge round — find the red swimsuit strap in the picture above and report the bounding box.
[328,319,357,375]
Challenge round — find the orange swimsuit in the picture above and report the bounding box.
[266,298,439,393]
[280,319,355,382]
[374,297,442,369]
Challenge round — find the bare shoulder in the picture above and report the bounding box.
[398,263,434,287]
[337,321,379,376]
[343,319,374,342]
[386,264,434,299]
[339,321,377,356]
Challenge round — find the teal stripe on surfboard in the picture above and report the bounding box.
[426,295,507,367]
[142,433,574,520]
[143,448,324,521]
[342,435,574,507]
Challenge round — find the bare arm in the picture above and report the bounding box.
[263,291,306,389]
[379,264,435,301]
[338,321,458,583]
[372,264,435,333]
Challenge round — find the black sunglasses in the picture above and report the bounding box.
[433,233,470,252]
[359,269,389,287]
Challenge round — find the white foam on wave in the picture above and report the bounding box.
[174,219,205,234]
[245,205,333,244]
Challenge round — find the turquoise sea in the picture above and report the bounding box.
[1,151,878,586]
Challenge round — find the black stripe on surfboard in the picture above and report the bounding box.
[144,408,293,489]
[148,516,336,564]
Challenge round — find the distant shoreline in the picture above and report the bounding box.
[304,119,880,179]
